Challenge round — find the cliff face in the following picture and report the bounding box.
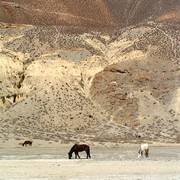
[0,1,179,143]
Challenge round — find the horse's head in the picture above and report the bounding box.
[68,152,72,159]
[137,150,142,158]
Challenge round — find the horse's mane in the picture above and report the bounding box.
[72,144,78,148]
[69,144,78,154]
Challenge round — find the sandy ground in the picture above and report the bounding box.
[0,159,180,179]
[0,142,180,179]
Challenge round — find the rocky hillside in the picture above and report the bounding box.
[0,0,179,144]
[0,0,179,27]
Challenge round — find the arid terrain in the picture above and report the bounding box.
[0,1,180,179]
[0,0,180,144]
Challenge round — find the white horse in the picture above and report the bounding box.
[138,143,149,158]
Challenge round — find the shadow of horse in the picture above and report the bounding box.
[68,144,91,159]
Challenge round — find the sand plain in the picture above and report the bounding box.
[0,142,180,179]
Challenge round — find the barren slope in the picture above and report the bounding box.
[0,0,179,27]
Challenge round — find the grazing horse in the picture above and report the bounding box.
[22,140,32,147]
[138,143,149,158]
[68,144,91,159]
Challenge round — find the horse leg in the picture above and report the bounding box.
[87,147,91,158]
[86,148,91,159]
[75,152,77,159]
[145,149,149,158]
[75,152,80,159]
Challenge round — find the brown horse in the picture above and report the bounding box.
[68,144,91,159]
[22,140,32,147]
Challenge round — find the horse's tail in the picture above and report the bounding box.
[87,146,91,158]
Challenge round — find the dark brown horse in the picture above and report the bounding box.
[22,140,32,147]
[68,144,91,159]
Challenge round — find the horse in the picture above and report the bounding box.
[68,144,91,159]
[22,140,32,147]
[138,143,149,158]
